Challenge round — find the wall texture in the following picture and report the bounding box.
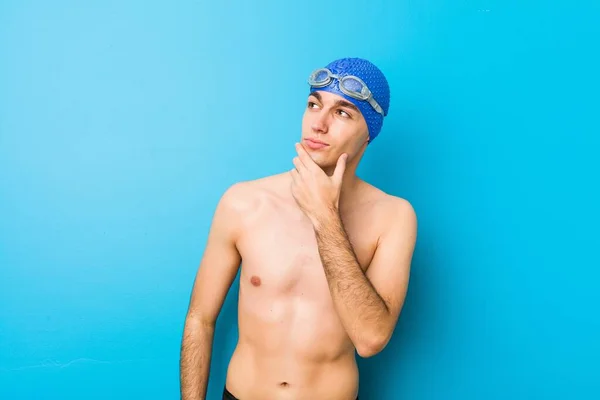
[1,1,598,399]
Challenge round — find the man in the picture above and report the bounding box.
[180,57,417,400]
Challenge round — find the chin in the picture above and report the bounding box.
[313,156,336,170]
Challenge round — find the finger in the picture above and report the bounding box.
[290,168,301,198]
[295,143,320,173]
[290,167,300,183]
[332,153,348,185]
[292,156,307,177]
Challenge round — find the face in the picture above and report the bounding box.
[301,90,370,173]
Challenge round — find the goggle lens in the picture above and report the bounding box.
[313,69,330,83]
[340,77,366,99]
[309,69,331,86]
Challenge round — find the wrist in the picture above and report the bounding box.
[311,206,340,231]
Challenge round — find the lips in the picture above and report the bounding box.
[304,138,329,150]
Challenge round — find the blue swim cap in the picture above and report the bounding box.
[309,57,390,143]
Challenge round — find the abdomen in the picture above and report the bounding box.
[238,283,354,357]
[227,291,359,399]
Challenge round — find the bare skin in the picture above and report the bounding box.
[180,91,417,400]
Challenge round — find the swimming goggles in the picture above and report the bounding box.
[308,68,385,117]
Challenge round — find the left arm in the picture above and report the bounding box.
[289,143,417,357]
[312,200,417,358]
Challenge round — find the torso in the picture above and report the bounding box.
[225,172,389,400]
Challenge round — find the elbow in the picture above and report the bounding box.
[183,312,216,335]
[355,331,392,358]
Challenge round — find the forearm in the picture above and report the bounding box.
[313,210,392,355]
[180,317,214,400]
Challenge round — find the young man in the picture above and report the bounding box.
[180,57,417,400]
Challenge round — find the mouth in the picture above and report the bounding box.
[304,138,329,150]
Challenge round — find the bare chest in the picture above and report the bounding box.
[236,207,376,296]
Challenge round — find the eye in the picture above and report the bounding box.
[307,101,319,109]
[337,109,351,118]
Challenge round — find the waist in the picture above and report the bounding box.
[226,342,359,400]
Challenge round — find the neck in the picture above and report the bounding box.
[323,162,361,210]
[340,173,361,209]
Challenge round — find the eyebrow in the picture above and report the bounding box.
[334,99,360,114]
[308,92,360,114]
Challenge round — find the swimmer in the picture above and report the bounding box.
[180,57,417,400]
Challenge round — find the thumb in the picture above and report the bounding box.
[333,153,348,185]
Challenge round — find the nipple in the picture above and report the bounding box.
[250,275,261,287]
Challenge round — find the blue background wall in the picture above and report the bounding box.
[1,1,598,399]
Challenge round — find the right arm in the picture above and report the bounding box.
[180,185,243,400]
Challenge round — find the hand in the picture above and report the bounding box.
[290,142,348,225]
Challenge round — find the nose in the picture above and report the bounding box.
[311,110,329,134]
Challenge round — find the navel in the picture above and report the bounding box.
[250,275,261,287]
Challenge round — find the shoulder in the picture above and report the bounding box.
[217,172,290,215]
[358,185,417,272]
[380,197,417,243]
[384,195,416,225]
[360,182,417,236]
